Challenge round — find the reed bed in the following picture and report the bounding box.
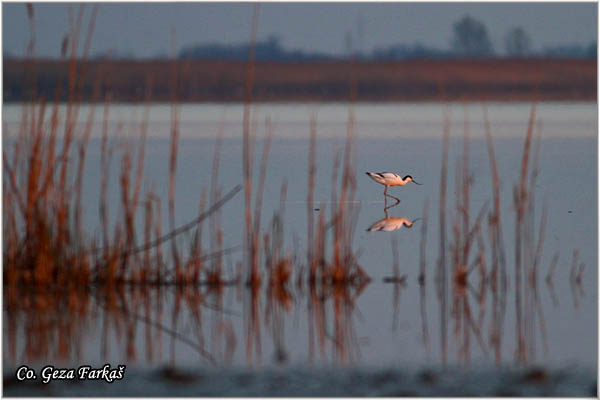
[4,4,588,372]
[4,87,587,369]
[420,97,584,366]
[4,17,372,376]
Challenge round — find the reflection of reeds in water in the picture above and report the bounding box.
[4,282,369,368]
[445,106,489,364]
[307,282,368,365]
[569,249,585,309]
[388,234,406,332]
[290,109,368,365]
[511,103,552,364]
[483,105,508,365]
[427,100,580,367]
[436,104,450,366]
[419,199,431,358]
[302,111,368,363]
[307,115,317,283]
[4,285,90,363]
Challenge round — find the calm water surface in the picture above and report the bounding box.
[3,102,597,395]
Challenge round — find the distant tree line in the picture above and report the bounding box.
[175,15,596,61]
[4,14,596,61]
[180,35,333,61]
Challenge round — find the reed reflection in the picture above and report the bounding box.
[420,104,579,368]
[4,278,376,369]
[2,258,582,371]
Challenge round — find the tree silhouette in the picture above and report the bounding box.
[505,27,532,57]
[451,15,494,57]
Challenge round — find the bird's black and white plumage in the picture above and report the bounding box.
[365,172,422,198]
[366,172,414,186]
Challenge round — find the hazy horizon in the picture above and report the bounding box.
[3,2,597,59]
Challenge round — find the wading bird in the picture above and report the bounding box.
[365,172,422,200]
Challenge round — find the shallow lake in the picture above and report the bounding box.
[3,102,597,396]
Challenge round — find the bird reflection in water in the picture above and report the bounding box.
[366,201,422,233]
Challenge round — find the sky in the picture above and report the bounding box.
[3,2,597,58]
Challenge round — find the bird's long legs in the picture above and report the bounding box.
[384,199,400,217]
[384,186,387,206]
[384,186,401,204]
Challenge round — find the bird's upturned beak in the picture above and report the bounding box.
[412,180,422,185]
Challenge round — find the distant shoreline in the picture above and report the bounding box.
[4,58,596,103]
